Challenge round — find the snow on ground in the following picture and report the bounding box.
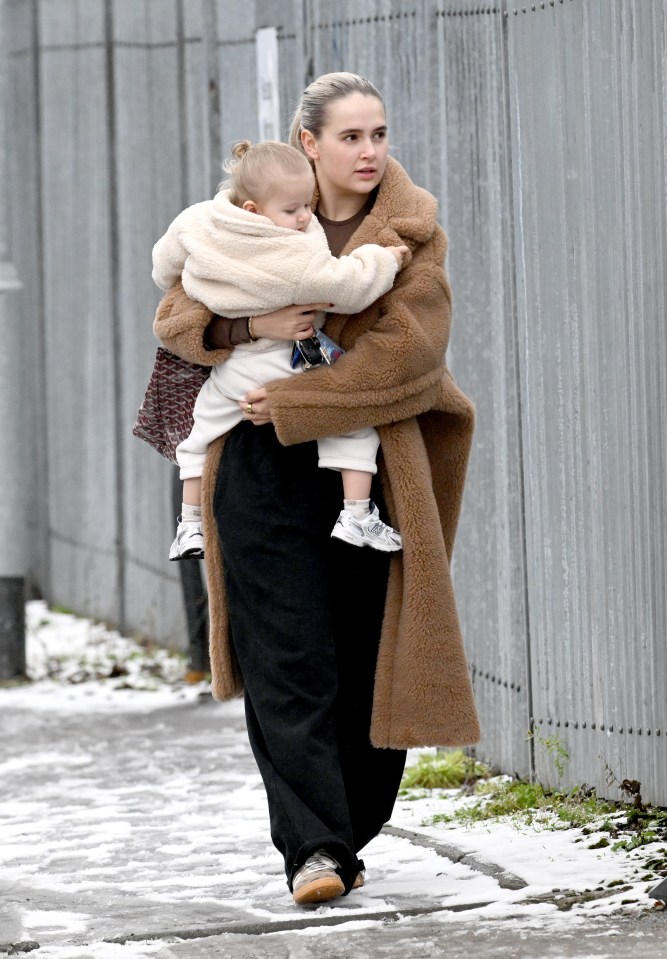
[1,602,664,957]
[2,601,203,712]
[390,771,665,919]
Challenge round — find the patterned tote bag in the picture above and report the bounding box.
[133,346,211,464]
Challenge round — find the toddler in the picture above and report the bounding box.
[152,141,408,561]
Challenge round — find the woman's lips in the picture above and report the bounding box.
[355,168,377,179]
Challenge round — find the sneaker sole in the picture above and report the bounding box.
[169,549,205,562]
[331,528,401,553]
[292,875,345,905]
[330,527,364,547]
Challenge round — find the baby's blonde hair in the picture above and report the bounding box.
[221,140,314,206]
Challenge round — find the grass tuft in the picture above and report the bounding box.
[429,780,618,829]
[401,750,491,790]
[400,754,667,868]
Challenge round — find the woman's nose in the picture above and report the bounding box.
[359,138,376,159]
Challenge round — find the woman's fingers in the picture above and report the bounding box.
[292,303,331,340]
[251,303,332,341]
[238,401,272,425]
[244,386,268,404]
[239,386,272,425]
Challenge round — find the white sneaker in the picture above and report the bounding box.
[169,518,205,561]
[292,849,344,905]
[330,503,402,552]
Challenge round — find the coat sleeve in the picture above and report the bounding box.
[268,225,453,445]
[153,280,229,367]
[294,244,399,314]
[151,210,193,293]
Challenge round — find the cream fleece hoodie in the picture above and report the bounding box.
[152,189,399,319]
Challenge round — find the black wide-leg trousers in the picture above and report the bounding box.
[214,422,406,892]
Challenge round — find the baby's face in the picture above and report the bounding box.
[255,174,314,232]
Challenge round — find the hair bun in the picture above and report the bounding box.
[231,139,253,160]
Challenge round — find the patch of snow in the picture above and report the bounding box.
[1,601,209,713]
[389,762,662,919]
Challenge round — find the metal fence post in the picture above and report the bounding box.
[0,0,24,680]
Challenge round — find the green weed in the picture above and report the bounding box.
[428,780,618,829]
[401,752,667,866]
[424,776,667,868]
[401,750,491,790]
[527,729,570,777]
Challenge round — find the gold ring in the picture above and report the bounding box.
[245,403,253,415]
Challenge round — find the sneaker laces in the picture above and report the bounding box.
[363,510,401,545]
[178,521,202,539]
[297,850,340,879]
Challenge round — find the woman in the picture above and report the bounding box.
[154,73,480,905]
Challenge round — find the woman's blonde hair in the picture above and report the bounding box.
[289,72,385,155]
[221,140,313,206]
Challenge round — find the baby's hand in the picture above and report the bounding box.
[387,245,410,269]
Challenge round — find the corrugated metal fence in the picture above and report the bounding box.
[6,0,666,802]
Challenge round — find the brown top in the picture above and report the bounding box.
[315,191,376,257]
[203,191,377,349]
[203,315,249,351]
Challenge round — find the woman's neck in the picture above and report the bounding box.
[315,190,368,222]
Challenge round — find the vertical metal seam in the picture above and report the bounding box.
[203,0,221,195]
[302,0,314,87]
[500,0,535,779]
[31,0,50,601]
[104,0,126,633]
[175,0,187,206]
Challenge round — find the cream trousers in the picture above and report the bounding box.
[176,341,379,480]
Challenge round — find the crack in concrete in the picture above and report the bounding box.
[102,901,495,946]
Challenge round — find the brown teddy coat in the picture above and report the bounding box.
[154,157,480,749]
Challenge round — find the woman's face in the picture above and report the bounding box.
[302,93,388,202]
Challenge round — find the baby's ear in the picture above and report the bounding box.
[242,200,258,214]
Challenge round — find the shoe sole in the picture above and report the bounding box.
[169,549,205,562]
[331,529,401,553]
[183,670,208,684]
[330,528,364,548]
[292,875,345,905]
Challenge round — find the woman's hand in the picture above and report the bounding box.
[251,303,332,342]
[239,386,272,425]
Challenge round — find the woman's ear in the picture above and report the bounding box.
[242,200,259,214]
[301,129,319,161]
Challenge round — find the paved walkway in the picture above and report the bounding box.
[1,692,665,958]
